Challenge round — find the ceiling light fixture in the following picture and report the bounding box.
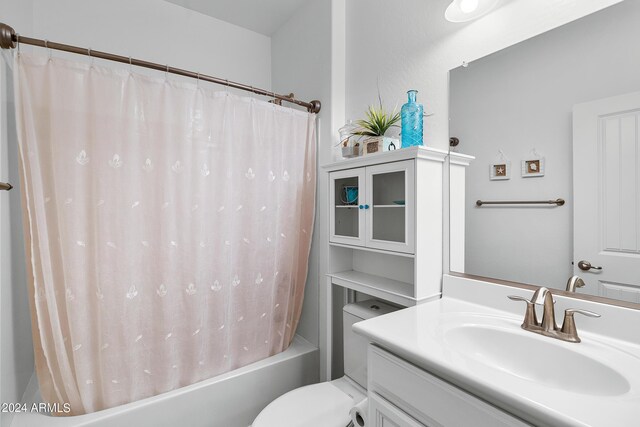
[445,0,500,23]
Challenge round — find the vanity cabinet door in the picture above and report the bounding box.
[365,160,415,254]
[368,345,532,427]
[330,168,366,246]
[370,393,426,427]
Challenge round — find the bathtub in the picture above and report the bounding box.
[11,336,319,427]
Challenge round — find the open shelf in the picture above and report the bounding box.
[329,242,415,258]
[329,270,415,307]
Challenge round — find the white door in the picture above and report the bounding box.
[573,91,640,302]
[329,168,366,247]
[365,160,415,254]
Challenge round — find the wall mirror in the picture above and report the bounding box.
[449,1,640,306]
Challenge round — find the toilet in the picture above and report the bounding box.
[252,300,397,427]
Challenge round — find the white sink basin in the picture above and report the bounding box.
[444,324,630,396]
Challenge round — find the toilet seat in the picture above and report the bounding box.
[252,381,356,427]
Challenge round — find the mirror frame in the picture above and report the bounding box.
[448,272,640,310]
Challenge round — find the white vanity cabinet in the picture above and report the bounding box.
[369,393,425,427]
[330,160,415,254]
[368,345,532,427]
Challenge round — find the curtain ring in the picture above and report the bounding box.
[88,47,94,68]
[196,72,200,88]
[16,34,20,56]
[165,64,169,81]
[45,39,52,60]
[129,56,133,73]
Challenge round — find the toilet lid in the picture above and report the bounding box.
[252,382,354,427]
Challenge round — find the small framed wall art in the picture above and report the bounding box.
[490,150,510,181]
[521,149,545,178]
[490,162,510,180]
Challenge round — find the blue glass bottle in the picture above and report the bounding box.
[401,90,423,147]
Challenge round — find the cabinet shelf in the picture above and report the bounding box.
[329,242,415,258]
[329,270,415,307]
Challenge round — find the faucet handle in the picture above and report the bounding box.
[508,295,531,303]
[565,308,600,318]
[560,308,601,343]
[508,295,539,327]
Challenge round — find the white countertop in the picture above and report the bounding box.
[353,275,640,427]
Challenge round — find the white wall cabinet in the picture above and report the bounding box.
[330,160,415,254]
[323,147,448,380]
[325,147,448,307]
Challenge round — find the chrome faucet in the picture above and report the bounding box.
[508,287,600,343]
[566,275,585,293]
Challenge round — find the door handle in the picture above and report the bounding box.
[577,260,602,271]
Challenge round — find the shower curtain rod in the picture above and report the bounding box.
[0,22,322,114]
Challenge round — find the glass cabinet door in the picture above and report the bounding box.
[366,160,415,253]
[330,168,366,246]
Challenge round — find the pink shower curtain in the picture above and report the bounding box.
[14,53,316,415]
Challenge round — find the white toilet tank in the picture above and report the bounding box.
[342,300,398,388]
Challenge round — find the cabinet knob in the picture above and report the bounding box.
[359,205,364,210]
[364,204,370,210]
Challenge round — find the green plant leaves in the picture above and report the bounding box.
[352,104,400,137]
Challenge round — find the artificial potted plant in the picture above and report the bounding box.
[352,103,401,155]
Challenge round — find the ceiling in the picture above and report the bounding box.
[165,0,312,36]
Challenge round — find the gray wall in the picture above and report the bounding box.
[30,0,272,89]
[344,0,621,151]
[450,1,640,288]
